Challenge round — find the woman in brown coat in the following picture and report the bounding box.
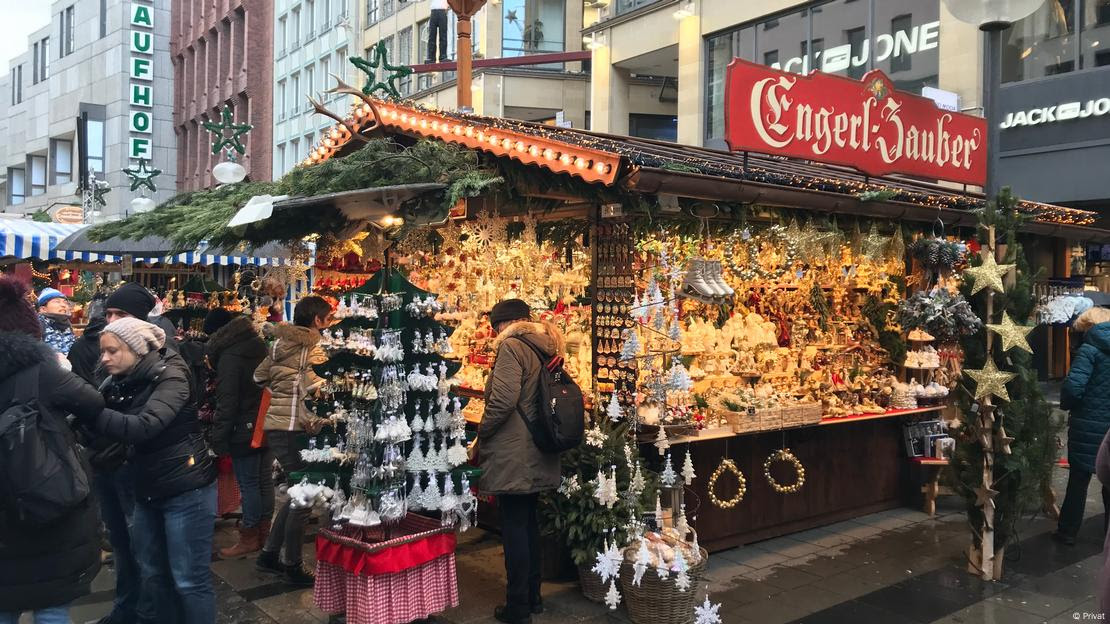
[479,299,563,624]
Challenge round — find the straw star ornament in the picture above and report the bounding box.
[987,312,1034,354]
[963,252,1014,296]
[964,358,1017,402]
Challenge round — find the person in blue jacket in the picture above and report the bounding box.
[1057,307,1110,545]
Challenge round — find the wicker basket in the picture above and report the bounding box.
[577,563,608,603]
[780,402,823,427]
[718,408,763,434]
[757,406,783,431]
[618,547,710,624]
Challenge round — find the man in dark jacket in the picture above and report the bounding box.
[69,314,108,385]
[0,275,105,623]
[104,282,178,350]
[1057,312,1110,544]
[479,299,563,624]
[204,310,274,559]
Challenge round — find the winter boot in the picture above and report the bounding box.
[256,549,283,574]
[284,560,316,586]
[258,519,272,546]
[706,260,735,297]
[220,527,262,559]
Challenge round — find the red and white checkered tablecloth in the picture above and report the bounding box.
[314,554,459,624]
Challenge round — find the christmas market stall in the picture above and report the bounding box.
[90,56,1110,614]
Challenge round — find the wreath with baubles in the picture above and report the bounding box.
[725,225,799,282]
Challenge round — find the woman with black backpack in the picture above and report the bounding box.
[77,317,217,624]
[0,275,105,624]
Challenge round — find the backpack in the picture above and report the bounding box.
[0,365,91,525]
[511,337,585,453]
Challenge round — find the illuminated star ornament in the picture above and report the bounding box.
[987,312,1035,354]
[350,41,413,99]
[965,358,1017,403]
[202,105,253,156]
[963,252,1015,296]
[123,158,162,194]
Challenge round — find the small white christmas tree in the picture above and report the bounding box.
[654,426,671,456]
[604,579,622,610]
[607,393,624,423]
[682,448,696,485]
[660,452,678,487]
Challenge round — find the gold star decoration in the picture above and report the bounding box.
[965,358,1017,403]
[861,222,888,261]
[974,484,1000,508]
[963,251,1014,296]
[987,312,1035,354]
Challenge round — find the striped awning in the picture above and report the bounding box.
[2,221,312,266]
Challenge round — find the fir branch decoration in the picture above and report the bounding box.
[896,289,983,342]
[856,189,898,202]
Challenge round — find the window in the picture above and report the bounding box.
[367,0,379,24]
[615,0,664,15]
[28,155,46,196]
[291,138,300,166]
[278,16,287,55]
[306,0,315,39]
[1082,0,1110,68]
[86,118,105,174]
[305,65,315,100]
[60,5,76,57]
[502,0,565,56]
[397,27,412,95]
[417,20,431,89]
[291,72,300,114]
[629,114,678,142]
[845,27,867,79]
[763,50,779,66]
[10,64,22,105]
[320,55,330,96]
[32,38,49,84]
[382,35,394,64]
[50,139,73,184]
[291,7,301,47]
[1003,0,1078,81]
[277,143,286,175]
[8,168,25,206]
[383,0,394,18]
[278,79,287,118]
[889,15,913,72]
[100,0,107,38]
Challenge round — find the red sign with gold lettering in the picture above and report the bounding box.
[724,59,987,186]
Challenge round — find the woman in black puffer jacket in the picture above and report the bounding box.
[78,317,217,624]
[0,276,105,622]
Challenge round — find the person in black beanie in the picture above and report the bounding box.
[105,283,177,349]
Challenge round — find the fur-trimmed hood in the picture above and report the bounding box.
[207,315,263,359]
[274,323,322,347]
[490,320,562,356]
[0,331,53,380]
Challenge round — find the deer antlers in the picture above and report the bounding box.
[306,93,369,143]
[327,74,385,134]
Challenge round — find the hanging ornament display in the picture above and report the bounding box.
[594,465,619,508]
[964,357,1017,402]
[986,312,1035,354]
[724,225,798,282]
[591,539,622,584]
[708,459,746,509]
[654,426,670,456]
[660,452,678,488]
[763,449,806,494]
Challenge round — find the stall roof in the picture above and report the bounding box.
[307,99,1108,241]
[53,229,310,267]
[0,219,89,261]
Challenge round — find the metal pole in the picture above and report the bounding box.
[982,27,1003,202]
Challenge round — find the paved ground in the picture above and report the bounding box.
[58,465,1106,624]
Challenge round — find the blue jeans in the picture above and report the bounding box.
[232,448,275,529]
[0,605,71,624]
[93,464,144,621]
[131,482,217,624]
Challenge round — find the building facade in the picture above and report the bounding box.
[0,0,177,222]
[356,0,673,138]
[273,0,361,178]
[170,0,273,191]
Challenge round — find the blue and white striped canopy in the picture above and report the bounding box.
[1,221,311,266]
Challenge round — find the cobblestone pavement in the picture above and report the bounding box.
[59,466,1104,624]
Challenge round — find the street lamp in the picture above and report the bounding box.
[942,0,1045,200]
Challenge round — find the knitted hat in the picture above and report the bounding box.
[203,308,233,335]
[105,283,157,321]
[0,275,43,338]
[37,288,67,307]
[103,317,166,356]
[489,298,531,327]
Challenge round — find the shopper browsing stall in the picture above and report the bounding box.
[204,309,274,559]
[479,299,563,624]
[80,317,217,624]
[253,295,331,586]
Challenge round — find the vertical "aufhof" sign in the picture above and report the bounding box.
[128,1,154,160]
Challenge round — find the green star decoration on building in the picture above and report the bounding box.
[91,179,111,208]
[123,158,162,194]
[202,105,252,156]
[350,41,413,99]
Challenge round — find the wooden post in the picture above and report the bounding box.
[976,225,998,581]
[447,0,487,112]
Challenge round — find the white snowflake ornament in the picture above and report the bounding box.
[591,540,622,583]
[694,596,722,624]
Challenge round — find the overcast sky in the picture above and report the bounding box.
[0,2,51,73]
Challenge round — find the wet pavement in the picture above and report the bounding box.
[59,465,1105,624]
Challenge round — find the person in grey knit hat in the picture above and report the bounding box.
[80,316,217,624]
